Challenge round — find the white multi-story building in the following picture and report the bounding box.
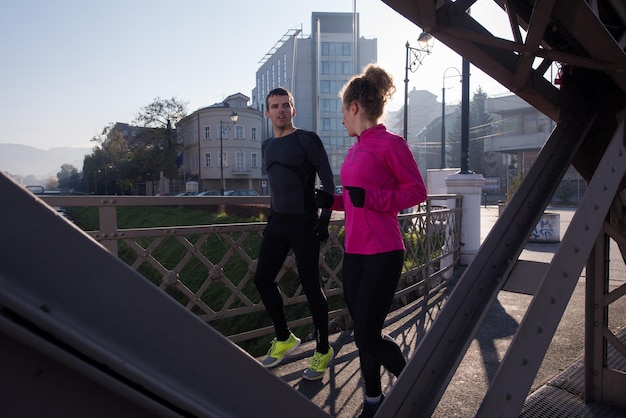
[252,12,377,179]
[176,93,264,194]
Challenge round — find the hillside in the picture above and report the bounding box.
[0,143,91,177]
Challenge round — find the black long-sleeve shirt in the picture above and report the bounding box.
[262,129,334,217]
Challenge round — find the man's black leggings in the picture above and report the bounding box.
[254,212,329,353]
[343,250,406,397]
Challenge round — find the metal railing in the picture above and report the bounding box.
[40,194,462,343]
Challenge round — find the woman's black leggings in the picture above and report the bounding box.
[253,213,329,352]
[343,250,406,397]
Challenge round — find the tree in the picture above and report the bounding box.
[82,97,189,194]
[468,87,494,175]
[132,97,188,179]
[57,163,80,192]
[446,86,494,174]
[83,125,134,194]
[133,96,188,147]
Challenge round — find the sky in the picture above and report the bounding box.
[0,0,516,151]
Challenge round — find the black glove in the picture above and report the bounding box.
[345,186,366,207]
[312,216,330,241]
[314,189,334,208]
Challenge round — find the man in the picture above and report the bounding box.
[254,87,335,380]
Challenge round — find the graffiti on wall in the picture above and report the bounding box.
[530,213,560,242]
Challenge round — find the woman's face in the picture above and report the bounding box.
[341,101,357,137]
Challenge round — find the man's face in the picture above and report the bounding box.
[265,94,295,128]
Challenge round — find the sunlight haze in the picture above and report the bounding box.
[0,0,513,151]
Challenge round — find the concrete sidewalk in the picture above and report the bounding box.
[269,205,626,417]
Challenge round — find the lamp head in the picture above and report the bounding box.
[230,111,239,123]
[417,31,434,53]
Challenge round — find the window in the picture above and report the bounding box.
[523,112,538,134]
[235,125,244,139]
[322,118,331,131]
[251,152,258,168]
[235,152,245,171]
[502,114,521,136]
[342,61,352,75]
[219,124,229,139]
[218,151,228,167]
[321,61,336,74]
[204,153,211,167]
[204,126,211,140]
[321,99,340,113]
[341,42,352,56]
[251,127,257,140]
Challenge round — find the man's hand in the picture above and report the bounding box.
[345,186,365,207]
[314,189,334,208]
[312,216,330,241]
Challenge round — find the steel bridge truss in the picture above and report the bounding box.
[380,0,626,416]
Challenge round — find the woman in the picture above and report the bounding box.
[316,64,427,417]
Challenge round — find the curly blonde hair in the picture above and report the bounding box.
[340,63,396,122]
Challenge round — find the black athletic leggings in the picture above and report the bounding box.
[254,212,329,353]
[343,250,406,397]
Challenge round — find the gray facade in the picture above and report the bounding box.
[253,12,377,177]
[176,94,264,194]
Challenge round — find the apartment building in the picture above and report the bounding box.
[252,12,377,179]
[176,93,264,194]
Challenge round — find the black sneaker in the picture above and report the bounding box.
[358,395,385,418]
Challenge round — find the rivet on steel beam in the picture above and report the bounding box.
[537,325,544,334]
[585,224,590,231]
[40,304,51,313]
[611,166,616,173]
[550,297,557,304]
[506,392,513,400]
[594,204,598,210]
[603,185,608,191]
[562,270,568,278]
[522,356,529,365]
[574,246,580,253]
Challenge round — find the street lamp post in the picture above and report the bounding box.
[219,110,239,196]
[104,164,113,195]
[440,67,462,169]
[403,31,433,141]
[94,169,101,195]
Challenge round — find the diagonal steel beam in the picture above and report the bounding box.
[477,115,626,417]
[379,91,598,418]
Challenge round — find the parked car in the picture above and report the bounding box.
[197,190,220,196]
[224,189,259,196]
[176,191,197,196]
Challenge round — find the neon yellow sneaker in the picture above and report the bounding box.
[261,333,301,368]
[302,347,334,380]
